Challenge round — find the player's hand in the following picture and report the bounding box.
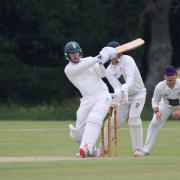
[113,90,128,105]
[155,111,162,121]
[119,91,128,104]
[98,47,116,64]
[171,110,180,119]
[111,95,120,107]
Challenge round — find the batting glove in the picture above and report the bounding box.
[98,47,116,64]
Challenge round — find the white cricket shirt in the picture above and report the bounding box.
[152,79,180,108]
[64,57,109,97]
[105,55,146,96]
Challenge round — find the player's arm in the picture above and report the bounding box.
[94,63,106,78]
[120,56,136,92]
[152,84,163,120]
[105,66,124,105]
[152,84,162,108]
[105,66,121,90]
[65,57,98,77]
[108,57,135,104]
[65,47,116,77]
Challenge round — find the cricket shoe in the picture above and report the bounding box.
[133,150,144,157]
[79,144,98,158]
[143,151,150,156]
[79,148,86,158]
[79,144,91,158]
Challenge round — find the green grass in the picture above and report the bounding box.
[0,158,180,180]
[0,120,180,180]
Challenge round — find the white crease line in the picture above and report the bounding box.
[0,155,180,163]
[0,128,180,132]
[0,129,68,132]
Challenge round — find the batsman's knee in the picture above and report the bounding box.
[86,112,104,128]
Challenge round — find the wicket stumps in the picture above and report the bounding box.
[101,105,118,157]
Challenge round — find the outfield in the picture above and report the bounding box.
[0,120,180,180]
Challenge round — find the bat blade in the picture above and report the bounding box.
[115,38,145,54]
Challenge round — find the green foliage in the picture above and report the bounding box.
[0,0,145,104]
[0,56,68,103]
[0,98,79,120]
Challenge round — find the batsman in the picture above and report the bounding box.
[64,41,116,158]
[102,41,146,157]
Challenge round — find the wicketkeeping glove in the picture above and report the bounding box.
[114,87,128,104]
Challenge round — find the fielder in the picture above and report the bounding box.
[143,65,180,155]
[64,41,116,158]
[103,41,146,157]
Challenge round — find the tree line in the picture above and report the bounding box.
[0,0,179,104]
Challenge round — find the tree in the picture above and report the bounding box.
[0,0,179,103]
[142,0,173,98]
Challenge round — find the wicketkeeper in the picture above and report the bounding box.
[102,41,146,157]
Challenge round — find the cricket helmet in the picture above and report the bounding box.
[64,41,82,60]
[107,41,120,48]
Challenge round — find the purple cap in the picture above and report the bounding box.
[107,41,120,48]
[164,65,177,75]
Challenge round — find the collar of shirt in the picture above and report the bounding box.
[164,80,179,90]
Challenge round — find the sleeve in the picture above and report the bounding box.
[105,65,121,92]
[65,57,98,77]
[152,83,162,109]
[94,63,106,78]
[120,56,136,92]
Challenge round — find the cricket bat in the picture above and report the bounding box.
[115,38,145,54]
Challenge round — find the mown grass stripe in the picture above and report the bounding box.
[0,128,180,132]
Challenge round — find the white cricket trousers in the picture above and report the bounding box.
[104,92,146,152]
[75,91,112,154]
[143,104,180,154]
